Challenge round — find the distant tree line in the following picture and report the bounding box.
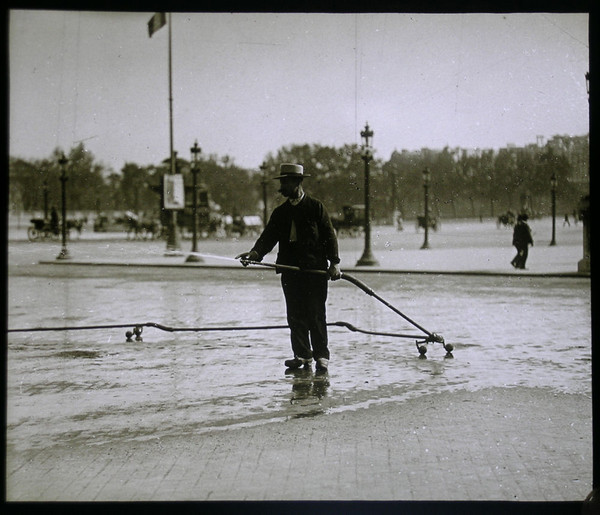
[9,134,589,223]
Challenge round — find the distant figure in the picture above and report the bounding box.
[232,215,246,237]
[563,213,570,227]
[572,209,578,226]
[50,206,59,235]
[510,214,534,270]
[395,212,404,232]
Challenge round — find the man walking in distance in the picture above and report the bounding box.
[510,213,534,269]
[236,163,341,372]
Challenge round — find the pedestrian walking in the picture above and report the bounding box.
[563,213,570,227]
[395,211,404,231]
[236,163,341,372]
[510,213,534,269]
[50,206,59,235]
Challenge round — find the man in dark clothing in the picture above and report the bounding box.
[236,163,341,371]
[511,213,534,269]
[50,206,59,235]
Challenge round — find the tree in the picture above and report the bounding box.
[493,148,518,210]
[9,134,589,223]
[119,163,157,214]
[536,145,576,214]
[9,157,52,213]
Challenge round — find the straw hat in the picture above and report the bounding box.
[272,163,310,180]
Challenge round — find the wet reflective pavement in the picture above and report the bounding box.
[7,269,591,453]
[5,220,593,502]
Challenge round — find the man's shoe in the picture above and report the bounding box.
[316,358,329,371]
[284,357,311,369]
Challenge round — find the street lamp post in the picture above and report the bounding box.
[260,162,268,228]
[186,140,204,262]
[56,152,71,260]
[356,122,379,267]
[43,176,49,221]
[550,172,557,246]
[421,168,431,250]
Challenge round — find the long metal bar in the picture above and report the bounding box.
[237,258,437,338]
[182,252,440,340]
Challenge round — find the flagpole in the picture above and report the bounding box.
[168,12,174,178]
[165,11,181,253]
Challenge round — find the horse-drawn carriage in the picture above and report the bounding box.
[219,214,262,238]
[93,214,123,233]
[331,205,365,237]
[119,211,162,240]
[27,217,87,241]
[416,215,439,231]
[93,212,162,240]
[27,218,59,241]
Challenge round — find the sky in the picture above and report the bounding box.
[9,10,589,173]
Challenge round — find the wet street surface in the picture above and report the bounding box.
[7,265,591,454]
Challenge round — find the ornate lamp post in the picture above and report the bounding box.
[43,175,49,221]
[550,172,557,246]
[356,122,379,267]
[420,168,431,250]
[186,140,204,262]
[56,152,71,260]
[260,161,268,228]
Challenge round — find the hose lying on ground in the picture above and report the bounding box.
[8,254,451,355]
[7,320,430,341]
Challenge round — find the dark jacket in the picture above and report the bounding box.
[251,194,340,271]
[512,221,533,248]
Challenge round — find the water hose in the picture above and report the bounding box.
[8,253,452,356]
[7,321,426,341]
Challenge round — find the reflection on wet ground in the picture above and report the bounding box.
[7,271,591,452]
[285,367,330,418]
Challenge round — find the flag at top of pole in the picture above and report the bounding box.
[148,12,167,37]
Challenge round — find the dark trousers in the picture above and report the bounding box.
[511,245,529,269]
[281,271,329,361]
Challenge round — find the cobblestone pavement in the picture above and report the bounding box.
[6,388,592,502]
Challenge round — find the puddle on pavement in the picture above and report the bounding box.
[53,350,103,359]
[286,368,330,404]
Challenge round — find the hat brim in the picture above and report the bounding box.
[272,174,310,180]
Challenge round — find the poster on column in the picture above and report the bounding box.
[163,174,185,209]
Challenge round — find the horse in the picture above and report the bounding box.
[138,219,162,240]
[496,211,516,229]
[120,212,161,240]
[66,217,88,238]
[416,215,438,231]
[224,215,247,238]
